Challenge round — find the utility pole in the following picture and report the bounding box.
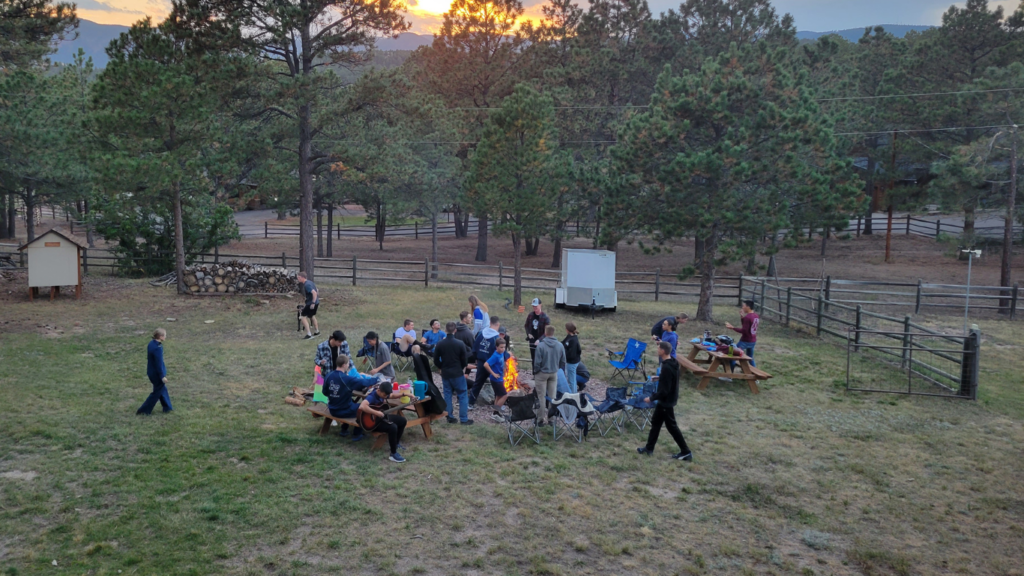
[1001,124,1018,312]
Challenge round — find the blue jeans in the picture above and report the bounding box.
[735,341,756,368]
[442,376,469,422]
[564,363,579,393]
[138,380,172,414]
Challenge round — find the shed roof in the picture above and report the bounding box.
[18,227,89,251]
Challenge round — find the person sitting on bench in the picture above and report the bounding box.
[394,319,419,355]
[359,382,409,463]
[315,330,349,378]
[324,354,377,441]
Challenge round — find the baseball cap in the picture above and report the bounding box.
[498,326,507,334]
[531,298,541,306]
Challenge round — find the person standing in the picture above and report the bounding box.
[315,330,349,378]
[561,322,581,393]
[468,295,490,336]
[533,325,565,425]
[524,298,550,373]
[137,328,173,415]
[363,331,395,380]
[434,322,474,426]
[726,300,760,367]
[468,316,501,406]
[637,341,692,461]
[297,271,320,339]
[455,311,476,368]
[659,319,679,359]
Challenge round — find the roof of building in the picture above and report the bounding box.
[17,227,89,251]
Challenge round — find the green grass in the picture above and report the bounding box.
[1,283,1023,575]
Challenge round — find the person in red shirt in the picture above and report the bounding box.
[725,300,759,367]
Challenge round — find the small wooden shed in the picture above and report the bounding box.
[18,228,86,301]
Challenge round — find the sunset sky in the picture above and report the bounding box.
[77,0,1022,33]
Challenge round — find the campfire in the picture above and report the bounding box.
[504,356,522,393]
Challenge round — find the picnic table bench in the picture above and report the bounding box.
[683,343,773,394]
[307,395,447,450]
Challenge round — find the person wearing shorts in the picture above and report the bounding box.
[484,339,512,421]
[297,271,319,339]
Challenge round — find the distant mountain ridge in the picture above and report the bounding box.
[796,25,935,43]
[53,20,933,68]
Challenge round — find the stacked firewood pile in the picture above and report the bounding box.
[182,260,299,294]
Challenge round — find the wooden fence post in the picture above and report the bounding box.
[498,261,503,291]
[82,248,88,275]
[654,268,661,302]
[214,245,219,264]
[264,222,268,238]
[901,315,912,369]
[281,252,286,268]
[816,294,824,336]
[737,276,745,305]
[824,275,831,312]
[914,279,923,314]
[424,258,429,287]
[906,214,911,235]
[935,220,940,239]
[1010,282,1019,320]
[352,256,357,286]
[415,222,419,240]
[785,287,792,327]
[854,305,862,352]
[856,217,861,237]
[759,280,767,312]
[337,223,340,240]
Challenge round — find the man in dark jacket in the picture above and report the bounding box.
[455,311,476,368]
[434,322,474,426]
[524,298,550,373]
[637,341,692,461]
[137,328,173,414]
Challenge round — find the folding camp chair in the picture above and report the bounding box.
[588,387,627,437]
[355,338,375,370]
[388,334,413,373]
[547,392,594,443]
[505,392,541,447]
[620,380,658,431]
[606,338,647,385]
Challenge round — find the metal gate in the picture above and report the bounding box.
[846,328,980,399]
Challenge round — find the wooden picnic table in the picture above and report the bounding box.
[682,342,773,394]
[307,395,447,450]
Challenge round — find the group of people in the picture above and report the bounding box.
[137,273,761,465]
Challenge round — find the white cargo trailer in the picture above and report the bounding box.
[555,249,617,311]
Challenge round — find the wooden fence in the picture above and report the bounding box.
[841,215,1022,242]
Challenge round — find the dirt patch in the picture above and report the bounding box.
[0,470,38,481]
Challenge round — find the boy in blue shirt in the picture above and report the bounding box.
[419,319,444,355]
[483,339,514,421]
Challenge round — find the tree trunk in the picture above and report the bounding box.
[326,202,333,258]
[475,213,488,261]
[316,199,323,258]
[696,225,717,322]
[277,208,288,221]
[1001,127,1017,312]
[0,193,6,240]
[963,203,976,238]
[551,236,562,268]
[430,212,439,279]
[6,192,14,239]
[298,101,315,279]
[84,199,94,247]
[24,188,35,242]
[453,206,465,238]
[376,201,386,250]
[525,237,539,256]
[820,224,829,256]
[462,212,469,237]
[864,153,876,235]
[745,254,757,276]
[885,204,894,264]
[173,182,186,294]
[695,236,705,267]
[512,233,522,307]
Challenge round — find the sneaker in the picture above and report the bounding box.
[491,413,506,422]
[461,419,475,426]
[313,331,321,336]
[637,447,653,456]
[303,333,314,340]
[351,431,365,442]
[717,377,730,382]
[672,452,693,461]
[389,453,406,463]
[447,417,457,424]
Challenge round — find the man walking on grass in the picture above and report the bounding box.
[533,324,565,425]
[637,341,692,461]
[297,271,320,339]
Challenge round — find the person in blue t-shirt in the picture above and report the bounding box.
[323,354,377,441]
[418,319,444,356]
[483,339,514,420]
[297,271,320,340]
[659,318,679,359]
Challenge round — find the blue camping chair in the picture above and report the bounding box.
[355,337,375,370]
[606,338,648,385]
[620,380,658,431]
[588,387,627,437]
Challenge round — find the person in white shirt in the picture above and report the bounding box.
[394,319,418,354]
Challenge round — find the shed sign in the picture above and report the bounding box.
[44,242,61,247]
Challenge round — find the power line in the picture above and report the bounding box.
[817,87,1024,102]
[834,124,1015,136]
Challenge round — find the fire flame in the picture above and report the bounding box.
[503,356,521,393]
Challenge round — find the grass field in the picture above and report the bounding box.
[1,281,1023,576]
